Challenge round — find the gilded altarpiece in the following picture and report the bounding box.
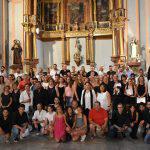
[36,0,111,65]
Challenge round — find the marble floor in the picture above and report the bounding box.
[0,135,149,150]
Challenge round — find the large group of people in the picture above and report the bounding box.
[0,64,150,144]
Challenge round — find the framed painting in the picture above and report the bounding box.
[96,0,109,22]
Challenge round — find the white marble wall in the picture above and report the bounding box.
[37,40,62,71]
[37,38,113,72]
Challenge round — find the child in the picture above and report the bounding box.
[53,106,66,142]
[44,105,55,138]
[65,107,75,141]
[71,106,87,142]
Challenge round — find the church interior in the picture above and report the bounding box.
[0,0,150,72]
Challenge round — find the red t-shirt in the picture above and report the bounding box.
[89,108,108,126]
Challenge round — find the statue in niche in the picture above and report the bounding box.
[11,40,22,65]
[130,38,139,60]
[74,38,82,66]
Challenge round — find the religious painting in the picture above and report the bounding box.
[96,0,109,22]
[67,1,84,24]
[43,3,58,31]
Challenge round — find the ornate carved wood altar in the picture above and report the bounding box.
[22,0,127,70]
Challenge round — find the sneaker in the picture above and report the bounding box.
[80,135,86,142]
[20,135,23,140]
[36,132,40,136]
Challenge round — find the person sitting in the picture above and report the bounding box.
[128,105,139,139]
[65,107,75,141]
[89,101,108,138]
[71,106,87,142]
[43,105,56,138]
[72,100,79,114]
[32,103,46,135]
[143,101,150,143]
[0,108,12,143]
[12,104,29,142]
[109,103,130,138]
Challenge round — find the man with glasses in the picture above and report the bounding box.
[109,103,130,138]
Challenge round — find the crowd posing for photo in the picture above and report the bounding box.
[0,64,150,144]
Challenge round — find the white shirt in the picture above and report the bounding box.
[42,82,49,90]
[14,72,23,79]
[97,91,108,110]
[19,90,33,112]
[0,71,7,77]
[81,89,96,109]
[99,71,105,76]
[148,80,150,96]
[45,112,56,124]
[50,69,60,79]
[32,110,47,123]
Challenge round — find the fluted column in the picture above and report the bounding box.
[119,28,124,56]
[66,38,70,65]
[109,0,114,11]
[86,37,90,64]
[112,29,117,57]
[89,34,94,63]
[33,0,37,59]
[116,0,123,9]
[61,36,65,64]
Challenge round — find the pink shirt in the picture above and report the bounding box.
[65,86,73,97]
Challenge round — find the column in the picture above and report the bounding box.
[89,35,94,63]
[23,0,32,72]
[116,0,123,9]
[119,28,124,56]
[109,0,114,11]
[86,37,90,64]
[89,0,93,22]
[112,29,117,57]
[61,36,65,64]
[66,38,70,65]
[33,0,37,59]
[93,0,97,23]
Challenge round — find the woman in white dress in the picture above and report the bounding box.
[97,84,111,111]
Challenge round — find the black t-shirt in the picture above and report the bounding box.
[11,90,20,111]
[33,88,47,107]
[60,69,70,76]
[0,116,12,133]
[86,71,98,77]
[107,70,116,76]
[1,93,12,107]
[13,111,29,126]
[111,111,129,127]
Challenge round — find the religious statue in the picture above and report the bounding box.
[74,38,82,66]
[130,38,139,60]
[11,40,22,65]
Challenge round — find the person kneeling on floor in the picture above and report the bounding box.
[89,101,108,138]
[12,104,29,142]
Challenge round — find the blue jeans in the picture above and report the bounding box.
[144,133,150,144]
[65,96,73,107]
[12,127,19,140]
